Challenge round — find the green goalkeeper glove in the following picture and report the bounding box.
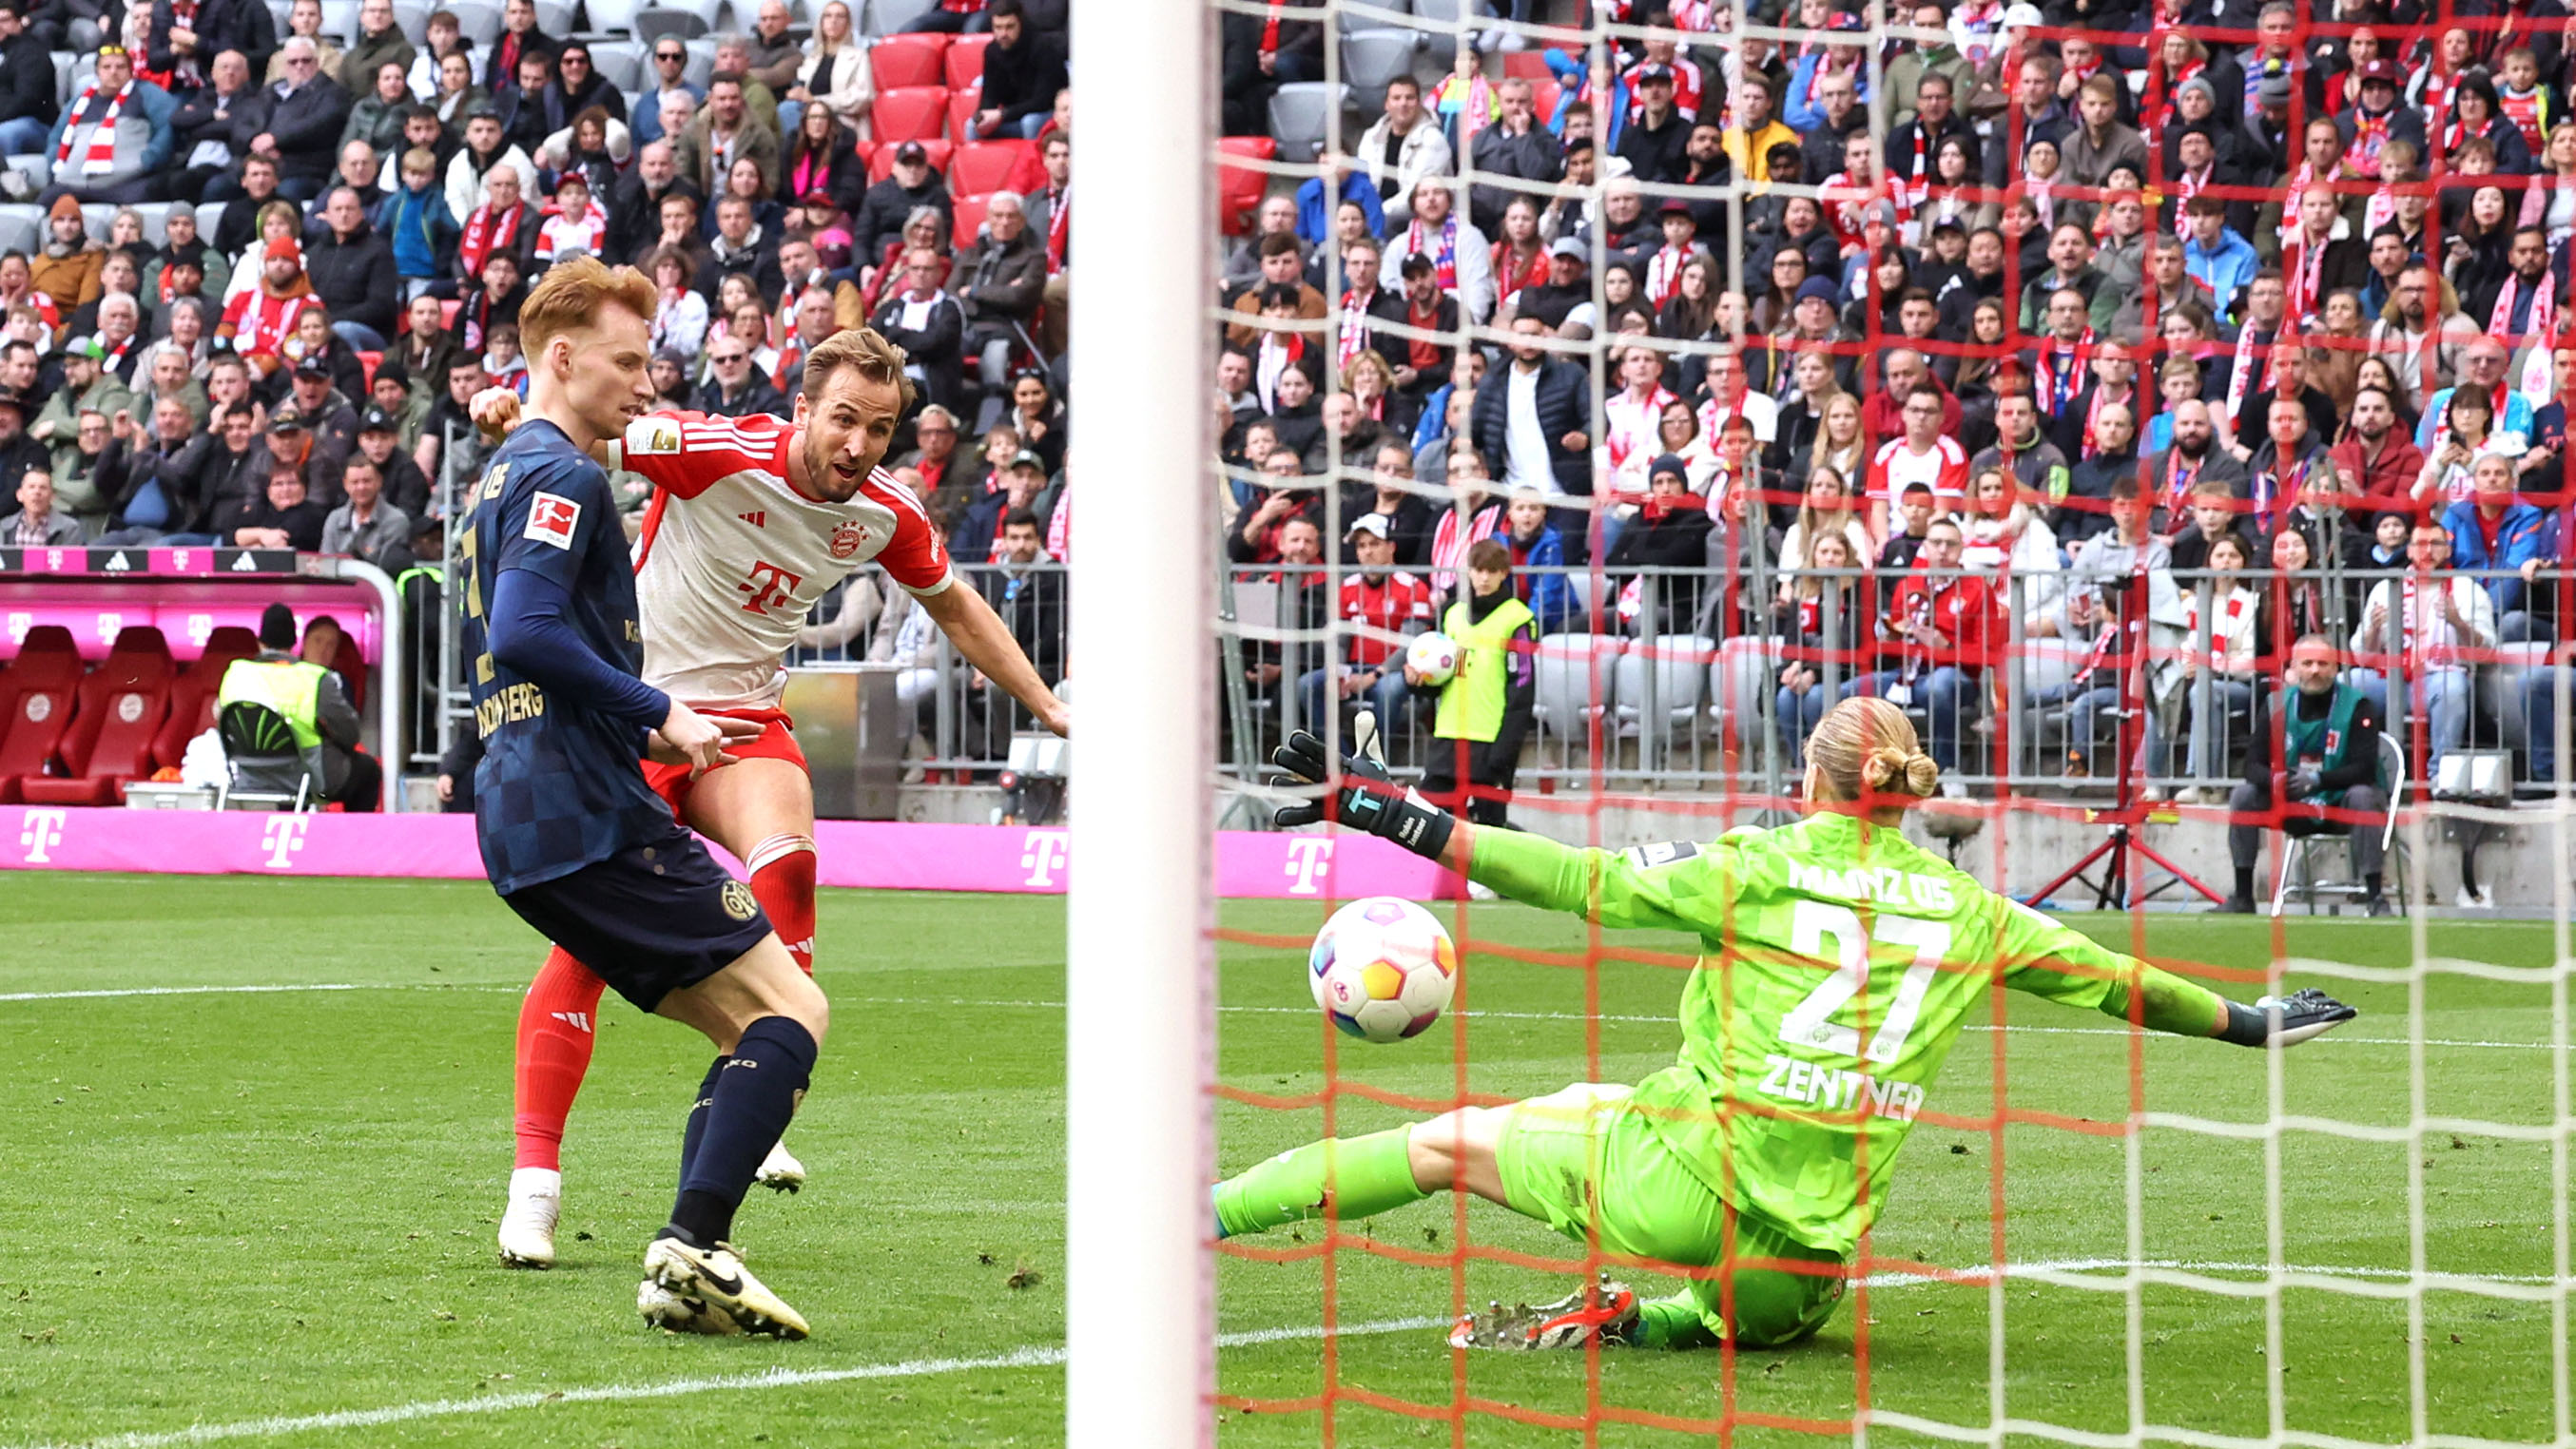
[1270,727,1455,860]
[2216,988,2358,1047]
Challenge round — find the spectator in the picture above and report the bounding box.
[1838,515,2001,782]
[1354,76,1449,232]
[631,36,704,147]
[2440,453,2548,641]
[852,141,952,272]
[953,189,1041,402]
[707,32,783,136]
[374,146,460,296]
[430,47,488,130]
[2242,394,2334,538]
[1396,176,1492,324]
[872,245,964,415]
[1615,61,1688,184]
[217,224,317,375]
[39,43,176,208]
[274,355,357,493]
[972,0,1062,140]
[787,1,870,138]
[694,333,784,416]
[533,172,607,263]
[443,107,536,222]
[320,451,410,567]
[2359,514,2493,777]
[219,454,325,545]
[340,59,412,157]
[33,338,130,449]
[0,3,56,157]
[302,185,397,347]
[261,0,339,83]
[1297,510,1433,733]
[481,0,552,93]
[494,47,555,155]
[678,71,777,199]
[1466,75,1560,237]
[217,601,378,807]
[1410,536,1534,827]
[1469,315,1586,499]
[2213,634,2391,915]
[1,465,82,544]
[252,35,353,202]
[781,104,865,218]
[171,49,260,203]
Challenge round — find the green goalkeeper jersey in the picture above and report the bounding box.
[1470,814,2219,1258]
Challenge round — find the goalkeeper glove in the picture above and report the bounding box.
[1270,728,1456,860]
[2217,988,2357,1047]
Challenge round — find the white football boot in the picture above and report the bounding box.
[1449,1272,1638,1350]
[754,1138,806,1193]
[643,1234,810,1340]
[496,1167,561,1269]
[638,1278,738,1335]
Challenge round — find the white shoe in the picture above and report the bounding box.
[1450,1272,1639,1350]
[1466,880,1499,901]
[638,1278,738,1335]
[496,1167,561,1269]
[2455,884,2495,909]
[755,1138,806,1193]
[643,1234,809,1339]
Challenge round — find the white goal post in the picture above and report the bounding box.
[1064,0,1217,1445]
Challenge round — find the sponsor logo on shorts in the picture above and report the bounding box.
[524,493,582,551]
[722,880,759,921]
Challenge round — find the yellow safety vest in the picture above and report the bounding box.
[1434,594,1534,744]
[215,657,328,751]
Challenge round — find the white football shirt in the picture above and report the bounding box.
[613,410,953,711]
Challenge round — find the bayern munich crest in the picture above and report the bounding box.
[828,522,869,559]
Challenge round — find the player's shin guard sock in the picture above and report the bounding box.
[745,834,818,975]
[1212,1127,1425,1239]
[669,1015,817,1244]
[513,949,609,1170]
[675,1055,729,1186]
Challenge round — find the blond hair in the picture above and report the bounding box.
[1806,696,1938,821]
[516,256,657,359]
[798,323,918,413]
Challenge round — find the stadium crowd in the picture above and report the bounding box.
[1211,0,2576,825]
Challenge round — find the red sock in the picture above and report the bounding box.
[513,948,607,1170]
[746,834,818,975]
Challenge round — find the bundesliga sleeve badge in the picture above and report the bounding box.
[524,493,583,550]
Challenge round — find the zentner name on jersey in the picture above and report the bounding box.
[612,412,954,710]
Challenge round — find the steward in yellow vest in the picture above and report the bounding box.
[1408,538,1537,827]
[215,604,384,809]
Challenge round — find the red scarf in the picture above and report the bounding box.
[459,201,526,280]
[2185,589,2249,669]
[2080,382,2130,460]
[2349,107,2394,170]
[2036,331,2092,414]
[1404,213,1459,290]
[2489,267,2558,339]
[1645,242,1691,305]
[1044,185,1068,273]
[1492,242,1546,313]
[1336,285,1377,367]
[2172,165,2211,238]
[57,81,130,177]
[2226,322,2277,423]
[2285,230,2334,319]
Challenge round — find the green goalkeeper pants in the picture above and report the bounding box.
[1493,1082,1849,1350]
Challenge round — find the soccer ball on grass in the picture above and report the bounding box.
[1308,897,1457,1042]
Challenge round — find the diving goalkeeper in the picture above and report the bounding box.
[1219,694,2356,1352]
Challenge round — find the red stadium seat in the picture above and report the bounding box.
[951,140,1039,197]
[872,86,952,144]
[153,627,260,772]
[865,137,952,184]
[1531,79,1560,121]
[944,32,992,91]
[950,192,990,242]
[1501,51,1552,80]
[944,89,980,142]
[868,32,948,90]
[0,626,85,803]
[358,350,381,392]
[20,628,173,806]
[1216,136,1275,237]
[440,299,462,331]
[848,137,876,174]
[325,628,366,713]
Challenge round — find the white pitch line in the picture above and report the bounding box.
[13,1258,2563,1449]
[0,983,2562,1053]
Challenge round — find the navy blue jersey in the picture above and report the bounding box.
[463,420,671,894]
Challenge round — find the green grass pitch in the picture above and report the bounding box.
[0,874,2561,1446]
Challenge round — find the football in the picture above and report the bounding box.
[1307,897,1458,1043]
[1404,631,1461,686]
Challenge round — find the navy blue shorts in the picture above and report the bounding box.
[501,826,775,1013]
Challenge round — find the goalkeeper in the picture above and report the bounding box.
[1217,695,2357,1352]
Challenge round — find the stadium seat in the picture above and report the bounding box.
[1613,634,1714,743]
[944,89,980,141]
[585,0,645,31]
[533,0,577,34]
[865,136,950,182]
[195,202,227,244]
[20,628,174,806]
[591,40,647,91]
[1531,78,1560,120]
[1341,29,1422,104]
[447,0,502,43]
[0,626,84,804]
[358,350,381,392]
[681,36,717,87]
[320,0,358,42]
[631,7,707,43]
[1266,82,1347,164]
[942,31,989,91]
[1411,0,1470,19]
[1215,136,1274,237]
[868,31,946,89]
[1501,50,1552,81]
[950,139,1036,196]
[1707,636,1779,757]
[872,86,950,143]
[153,628,261,773]
[950,192,989,242]
[392,0,432,41]
[1533,633,1622,745]
[0,206,39,259]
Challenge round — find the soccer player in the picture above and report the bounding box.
[462,256,825,1339]
[1224,696,2357,1351]
[482,328,1071,1271]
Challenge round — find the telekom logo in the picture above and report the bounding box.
[737,560,804,615]
[261,817,310,871]
[1282,837,1333,896]
[18,809,66,863]
[1019,829,1069,888]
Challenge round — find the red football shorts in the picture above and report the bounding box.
[641,706,808,820]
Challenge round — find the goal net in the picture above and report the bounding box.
[1069,0,2574,1441]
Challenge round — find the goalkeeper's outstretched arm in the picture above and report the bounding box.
[1992,892,2359,1048]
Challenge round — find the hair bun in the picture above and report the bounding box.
[1861,744,1940,800]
